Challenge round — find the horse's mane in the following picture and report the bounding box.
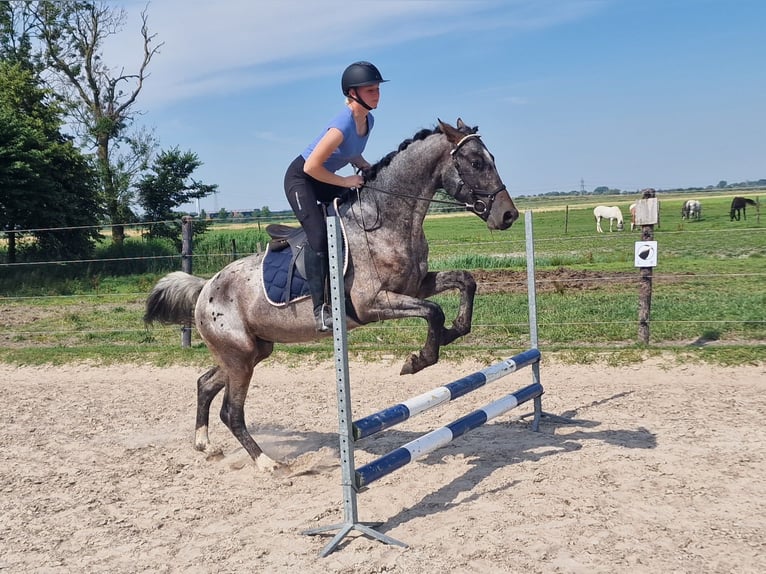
[361,121,478,182]
[362,127,441,182]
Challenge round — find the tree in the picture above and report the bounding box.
[32,0,163,244]
[0,1,37,67]
[0,60,101,262]
[135,147,217,248]
[717,180,728,189]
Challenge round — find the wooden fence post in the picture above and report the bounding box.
[636,189,656,344]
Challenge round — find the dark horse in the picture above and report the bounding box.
[144,119,519,471]
[730,196,757,221]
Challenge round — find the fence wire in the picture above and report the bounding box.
[2,218,764,350]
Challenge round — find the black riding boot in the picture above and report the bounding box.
[305,248,332,332]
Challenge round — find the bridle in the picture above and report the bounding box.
[352,130,506,219]
[449,133,507,220]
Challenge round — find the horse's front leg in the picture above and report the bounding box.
[357,293,446,375]
[417,270,477,346]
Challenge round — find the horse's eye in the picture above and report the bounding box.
[471,159,483,170]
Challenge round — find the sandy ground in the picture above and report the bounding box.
[1,356,765,573]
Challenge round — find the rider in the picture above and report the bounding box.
[284,61,387,331]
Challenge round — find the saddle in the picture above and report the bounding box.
[266,223,306,253]
[262,224,311,305]
[261,203,349,307]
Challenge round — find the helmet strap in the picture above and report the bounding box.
[348,89,373,111]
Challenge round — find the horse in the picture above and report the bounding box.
[681,199,702,220]
[730,196,756,221]
[144,118,519,471]
[593,205,624,233]
[629,203,637,231]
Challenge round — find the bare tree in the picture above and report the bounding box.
[34,0,163,243]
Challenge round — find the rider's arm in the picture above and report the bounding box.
[351,156,370,171]
[304,128,364,188]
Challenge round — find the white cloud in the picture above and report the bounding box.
[105,0,601,106]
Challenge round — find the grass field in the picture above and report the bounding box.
[1,191,763,366]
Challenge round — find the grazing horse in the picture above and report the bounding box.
[730,196,757,221]
[144,119,519,471]
[681,199,702,220]
[629,203,637,231]
[594,205,624,233]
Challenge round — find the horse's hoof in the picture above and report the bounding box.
[400,354,417,375]
[255,453,283,473]
[400,352,431,375]
[194,427,210,452]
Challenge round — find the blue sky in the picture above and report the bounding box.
[111,0,766,213]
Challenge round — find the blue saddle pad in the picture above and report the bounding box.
[262,246,309,305]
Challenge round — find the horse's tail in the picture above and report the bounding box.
[745,198,757,206]
[144,271,207,325]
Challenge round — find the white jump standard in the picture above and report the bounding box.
[303,214,554,557]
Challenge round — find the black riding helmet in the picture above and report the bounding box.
[341,61,388,110]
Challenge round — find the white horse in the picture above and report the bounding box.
[594,205,624,233]
[682,199,702,220]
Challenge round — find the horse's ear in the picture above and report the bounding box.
[437,118,462,145]
[456,117,478,134]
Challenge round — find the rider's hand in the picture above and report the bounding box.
[345,174,364,189]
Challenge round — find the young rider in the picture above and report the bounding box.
[283,61,387,331]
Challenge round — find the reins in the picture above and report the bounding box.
[354,182,465,209]
[353,132,506,217]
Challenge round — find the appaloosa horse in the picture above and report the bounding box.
[144,119,519,471]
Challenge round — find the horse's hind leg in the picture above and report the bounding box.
[218,339,279,471]
[195,366,226,452]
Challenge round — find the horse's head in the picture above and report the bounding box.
[438,118,519,230]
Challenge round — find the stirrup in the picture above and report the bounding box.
[315,304,333,332]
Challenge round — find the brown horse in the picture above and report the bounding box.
[730,196,756,221]
[144,119,519,471]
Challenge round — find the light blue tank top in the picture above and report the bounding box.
[301,107,374,173]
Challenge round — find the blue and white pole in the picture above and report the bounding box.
[353,348,541,440]
[355,381,543,488]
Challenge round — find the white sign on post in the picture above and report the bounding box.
[634,241,658,267]
[634,198,659,225]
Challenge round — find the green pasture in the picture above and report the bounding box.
[0,191,763,366]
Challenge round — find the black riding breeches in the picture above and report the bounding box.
[284,155,347,253]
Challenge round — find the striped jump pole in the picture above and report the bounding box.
[355,380,543,488]
[353,348,541,440]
